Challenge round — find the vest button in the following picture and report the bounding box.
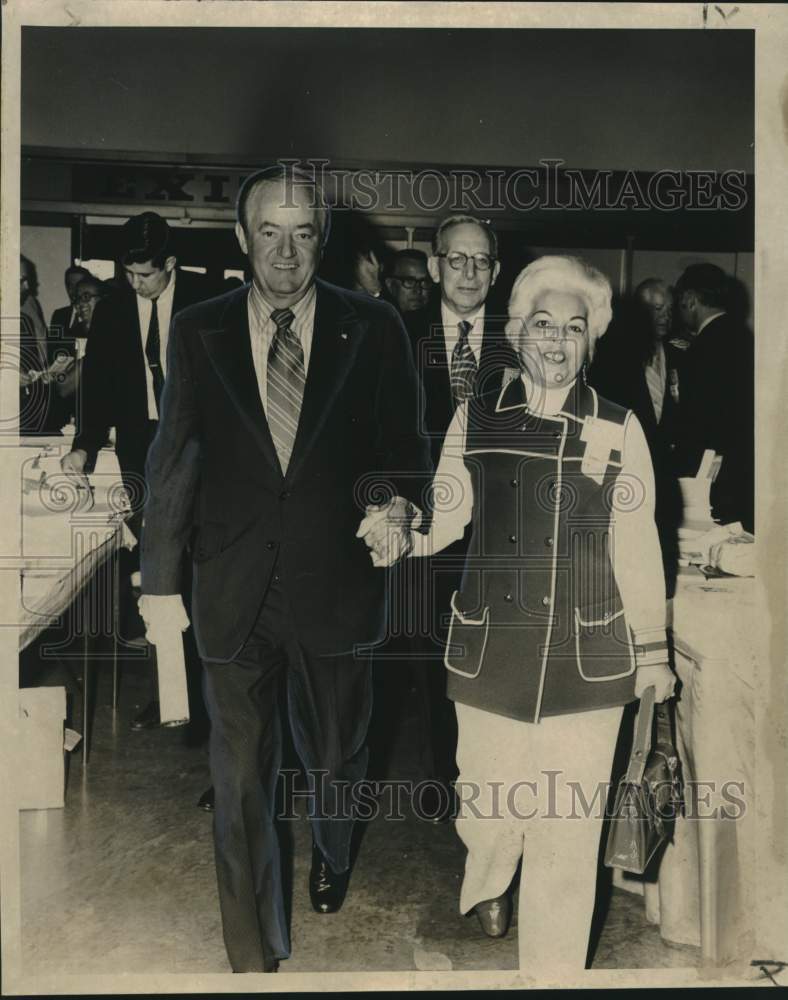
[266,541,276,550]
[504,592,514,602]
[279,490,291,500]
[541,595,552,606]
[545,536,554,547]
[510,479,518,488]
[508,534,517,543]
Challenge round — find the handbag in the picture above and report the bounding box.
[604,686,683,875]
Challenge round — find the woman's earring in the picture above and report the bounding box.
[581,362,588,385]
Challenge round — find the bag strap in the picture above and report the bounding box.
[625,685,656,785]
[654,701,673,748]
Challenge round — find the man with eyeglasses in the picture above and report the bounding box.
[383,249,432,314]
[385,215,517,822]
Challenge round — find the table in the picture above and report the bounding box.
[631,566,758,965]
[18,436,133,764]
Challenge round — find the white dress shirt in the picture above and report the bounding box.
[137,271,176,420]
[409,373,665,641]
[247,282,317,415]
[441,302,485,368]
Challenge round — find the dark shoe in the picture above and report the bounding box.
[309,841,350,914]
[264,960,279,973]
[474,893,511,938]
[130,700,160,731]
[415,780,455,823]
[197,787,215,812]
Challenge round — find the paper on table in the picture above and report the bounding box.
[155,629,190,727]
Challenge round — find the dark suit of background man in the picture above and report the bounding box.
[673,263,754,533]
[376,215,518,817]
[60,212,211,729]
[138,165,431,973]
[589,277,683,590]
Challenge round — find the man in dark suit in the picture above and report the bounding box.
[60,212,211,729]
[375,215,517,818]
[382,249,432,315]
[673,262,754,532]
[138,165,431,973]
[589,278,683,588]
[49,264,92,350]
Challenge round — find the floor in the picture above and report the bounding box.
[17,644,703,980]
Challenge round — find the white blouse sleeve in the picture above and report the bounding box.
[409,401,474,557]
[612,413,670,667]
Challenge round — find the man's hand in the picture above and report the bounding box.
[356,496,415,567]
[138,594,191,647]
[60,448,90,489]
[634,663,675,703]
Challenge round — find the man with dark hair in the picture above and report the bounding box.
[673,262,754,531]
[60,211,212,729]
[138,163,431,972]
[50,264,92,345]
[383,249,431,314]
[589,277,683,585]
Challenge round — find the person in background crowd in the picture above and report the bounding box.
[673,262,754,532]
[361,254,674,969]
[19,255,71,435]
[370,215,517,821]
[138,164,431,973]
[383,249,432,315]
[50,264,93,345]
[59,212,212,733]
[589,277,682,588]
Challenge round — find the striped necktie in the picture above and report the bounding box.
[450,320,477,407]
[267,307,305,473]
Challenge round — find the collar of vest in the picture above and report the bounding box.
[494,371,599,423]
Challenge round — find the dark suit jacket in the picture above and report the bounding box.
[140,279,432,661]
[49,305,84,363]
[403,299,520,469]
[74,269,210,480]
[673,313,754,531]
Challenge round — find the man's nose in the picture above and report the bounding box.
[278,233,296,258]
[462,257,477,278]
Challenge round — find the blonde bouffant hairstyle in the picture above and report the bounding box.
[504,255,613,363]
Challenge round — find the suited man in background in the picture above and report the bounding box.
[374,215,518,817]
[383,249,432,315]
[60,212,211,730]
[49,264,93,349]
[138,164,431,972]
[589,277,683,588]
[673,262,754,532]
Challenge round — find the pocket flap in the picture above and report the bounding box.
[574,602,625,629]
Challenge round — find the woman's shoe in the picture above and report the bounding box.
[473,893,511,938]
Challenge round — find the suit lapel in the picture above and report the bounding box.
[200,289,282,476]
[285,280,364,482]
[420,302,453,431]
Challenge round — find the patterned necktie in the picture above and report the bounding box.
[645,342,666,423]
[450,320,477,407]
[144,296,165,414]
[267,307,306,473]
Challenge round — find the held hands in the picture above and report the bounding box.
[356,496,415,567]
[634,662,676,703]
[138,594,191,647]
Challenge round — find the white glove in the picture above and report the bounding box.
[138,594,190,647]
[634,663,675,703]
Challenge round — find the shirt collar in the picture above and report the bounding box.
[441,300,485,334]
[249,281,316,334]
[696,310,726,336]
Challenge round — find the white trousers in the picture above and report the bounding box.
[455,702,624,973]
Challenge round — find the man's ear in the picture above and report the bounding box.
[235,221,248,256]
[384,276,397,296]
[491,260,501,286]
[164,255,177,274]
[427,255,441,285]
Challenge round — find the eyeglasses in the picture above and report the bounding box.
[76,292,99,304]
[436,251,496,272]
[392,276,431,290]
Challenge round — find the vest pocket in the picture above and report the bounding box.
[444,590,490,679]
[573,602,636,682]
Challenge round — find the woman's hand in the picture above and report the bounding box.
[634,663,675,703]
